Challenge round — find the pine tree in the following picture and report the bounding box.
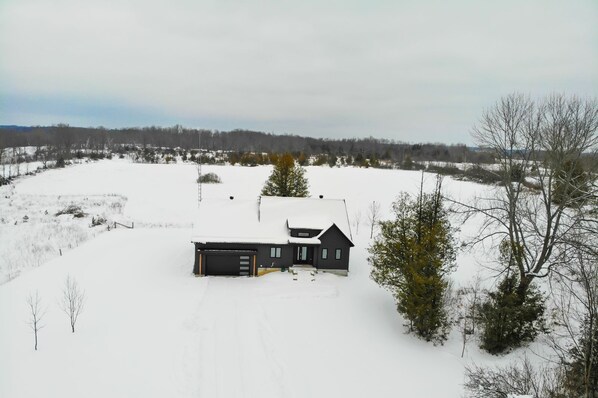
[369,176,455,342]
[261,153,309,197]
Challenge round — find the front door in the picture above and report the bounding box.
[295,246,312,264]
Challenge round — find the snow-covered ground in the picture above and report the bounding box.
[0,160,533,397]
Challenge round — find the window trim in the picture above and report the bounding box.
[270,247,282,258]
[321,248,328,260]
[335,248,342,260]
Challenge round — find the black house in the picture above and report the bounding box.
[191,196,354,276]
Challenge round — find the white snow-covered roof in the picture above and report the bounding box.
[191,196,353,245]
[286,217,332,231]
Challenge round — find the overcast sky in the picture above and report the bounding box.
[1,0,596,144]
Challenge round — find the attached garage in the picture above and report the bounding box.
[199,250,257,276]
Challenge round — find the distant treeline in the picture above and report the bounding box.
[0,124,493,164]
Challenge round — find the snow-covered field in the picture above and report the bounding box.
[1,160,530,397]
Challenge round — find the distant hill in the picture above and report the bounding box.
[0,125,35,132]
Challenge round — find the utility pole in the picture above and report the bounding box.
[197,130,202,206]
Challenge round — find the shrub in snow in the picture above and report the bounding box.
[90,216,107,227]
[477,272,546,355]
[197,172,222,184]
[426,163,460,176]
[55,204,86,218]
[460,165,502,185]
[55,157,66,168]
[464,357,565,398]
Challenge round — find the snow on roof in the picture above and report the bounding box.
[286,217,332,231]
[191,196,353,244]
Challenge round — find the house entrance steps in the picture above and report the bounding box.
[290,265,317,281]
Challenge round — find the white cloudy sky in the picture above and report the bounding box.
[1,0,596,144]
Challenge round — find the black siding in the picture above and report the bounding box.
[314,225,352,271]
[192,224,353,276]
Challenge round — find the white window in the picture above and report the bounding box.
[270,247,281,258]
[335,248,342,260]
[321,248,328,259]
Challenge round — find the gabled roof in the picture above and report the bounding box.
[191,196,353,245]
[317,223,355,247]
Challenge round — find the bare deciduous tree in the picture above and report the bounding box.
[456,274,482,358]
[464,356,565,398]
[549,234,598,397]
[367,200,381,239]
[353,209,362,235]
[27,291,46,351]
[60,275,85,333]
[454,93,598,300]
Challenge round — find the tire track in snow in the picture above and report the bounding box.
[181,278,300,398]
[174,276,212,397]
[251,300,295,397]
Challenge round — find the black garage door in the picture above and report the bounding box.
[205,254,252,276]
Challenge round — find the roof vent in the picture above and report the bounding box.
[229,196,234,200]
[319,195,324,199]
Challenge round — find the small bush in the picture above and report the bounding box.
[427,163,461,176]
[477,273,546,354]
[55,204,86,218]
[90,216,107,227]
[398,156,422,171]
[56,157,66,168]
[461,165,502,185]
[197,172,222,184]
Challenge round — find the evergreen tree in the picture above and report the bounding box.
[261,153,309,197]
[477,272,546,354]
[369,177,455,342]
[477,241,546,354]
